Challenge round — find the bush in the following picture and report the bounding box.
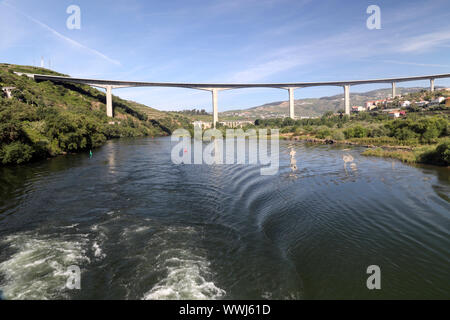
[369,126,390,138]
[386,117,448,142]
[344,125,368,139]
[394,127,419,141]
[435,140,450,165]
[420,140,450,166]
[332,130,345,141]
[316,128,331,139]
[0,141,34,164]
[91,133,107,148]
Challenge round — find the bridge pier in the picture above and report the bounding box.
[106,85,113,118]
[288,88,295,119]
[212,89,218,128]
[392,82,396,98]
[344,85,350,115]
[24,72,450,120]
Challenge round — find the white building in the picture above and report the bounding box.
[389,111,401,118]
[351,106,365,112]
[416,101,428,107]
[401,100,411,107]
[192,121,212,129]
[1,87,15,99]
[430,97,445,105]
[219,121,254,128]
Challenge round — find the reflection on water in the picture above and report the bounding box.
[343,153,357,175]
[289,147,298,174]
[0,138,449,300]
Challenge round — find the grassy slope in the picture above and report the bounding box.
[0,64,192,165]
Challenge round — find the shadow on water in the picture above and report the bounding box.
[0,148,94,223]
[411,163,450,202]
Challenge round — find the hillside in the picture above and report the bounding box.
[0,64,191,165]
[220,87,435,120]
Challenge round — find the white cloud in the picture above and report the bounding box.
[397,30,450,53]
[382,60,450,68]
[223,23,450,83]
[228,56,311,82]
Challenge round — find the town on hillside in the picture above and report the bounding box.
[186,88,450,129]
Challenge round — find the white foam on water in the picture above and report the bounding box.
[59,224,79,229]
[143,249,225,300]
[0,233,90,300]
[135,226,150,233]
[89,225,108,260]
[122,225,151,238]
[92,242,105,259]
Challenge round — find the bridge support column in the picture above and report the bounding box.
[106,85,113,118]
[288,88,295,119]
[430,78,435,92]
[392,82,396,98]
[212,89,218,128]
[344,85,350,115]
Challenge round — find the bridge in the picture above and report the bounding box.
[16,72,450,127]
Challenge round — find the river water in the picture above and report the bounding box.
[0,137,448,299]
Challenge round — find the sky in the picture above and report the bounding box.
[1,0,450,111]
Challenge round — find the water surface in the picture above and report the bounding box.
[0,137,449,299]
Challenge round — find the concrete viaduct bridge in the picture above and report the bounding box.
[17,72,450,127]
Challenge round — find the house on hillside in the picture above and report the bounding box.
[1,87,15,99]
[401,100,411,107]
[193,121,212,129]
[365,101,375,109]
[416,101,429,107]
[388,110,406,118]
[352,106,365,113]
[365,101,379,110]
[219,121,253,128]
[430,97,445,105]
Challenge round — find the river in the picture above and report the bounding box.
[0,137,448,299]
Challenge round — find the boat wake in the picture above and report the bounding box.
[0,232,90,300]
[143,248,225,300]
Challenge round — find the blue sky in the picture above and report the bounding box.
[1,0,450,111]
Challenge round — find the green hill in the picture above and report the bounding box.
[0,63,192,165]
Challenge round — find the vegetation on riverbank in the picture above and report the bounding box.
[250,101,449,166]
[0,64,192,165]
[361,142,450,166]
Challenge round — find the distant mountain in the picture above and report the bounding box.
[220,87,433,119]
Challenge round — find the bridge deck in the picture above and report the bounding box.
[30,73,450,90]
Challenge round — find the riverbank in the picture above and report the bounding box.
[253,108,449,167]
[281,133,449,167]
[0,64,192,166]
